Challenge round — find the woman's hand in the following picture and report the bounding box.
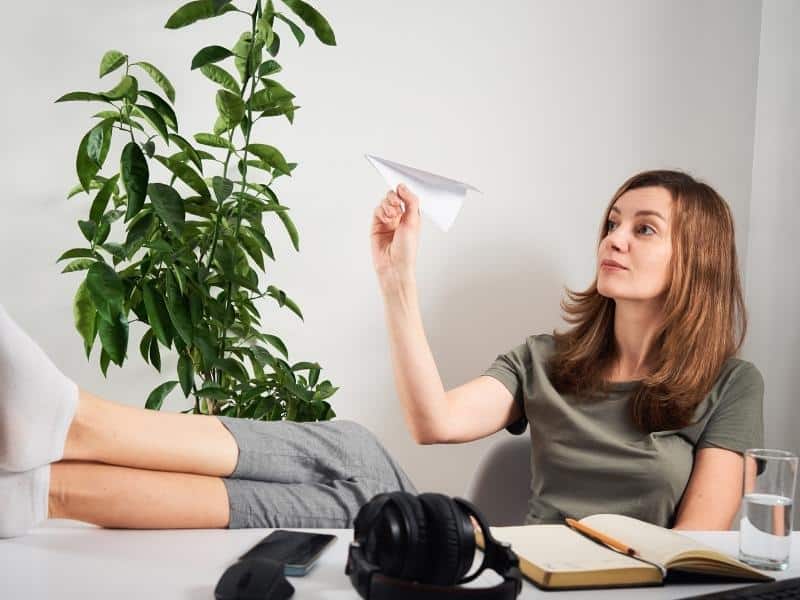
[370,184,421,285]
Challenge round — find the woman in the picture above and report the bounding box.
[372,170,762,530]
[0,169,760,537]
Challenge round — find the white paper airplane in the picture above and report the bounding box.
[365,154,480,232]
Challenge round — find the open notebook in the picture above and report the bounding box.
[476,514,775,590]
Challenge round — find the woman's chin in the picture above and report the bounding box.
[597,283,618,299]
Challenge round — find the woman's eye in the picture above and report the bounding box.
[606,220,617,231]
[638,224,656,235]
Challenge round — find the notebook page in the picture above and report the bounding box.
[490,524,655,574]
[580,514,719,567]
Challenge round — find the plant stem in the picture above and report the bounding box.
[204,2,261,392]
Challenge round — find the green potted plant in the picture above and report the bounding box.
[55,0,339,422]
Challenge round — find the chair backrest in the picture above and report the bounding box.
[463,434,532,526]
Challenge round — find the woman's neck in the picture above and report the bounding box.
[608,298,664,381]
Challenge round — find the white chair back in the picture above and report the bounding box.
[463,434,532,526]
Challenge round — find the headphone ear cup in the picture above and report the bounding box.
[354,493,392,541]
[370,492,430,581]
[417,493,475,585]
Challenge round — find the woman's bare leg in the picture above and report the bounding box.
[48,461,230,529]
[62,389,239,478]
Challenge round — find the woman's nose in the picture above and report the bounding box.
[604,228,628,252]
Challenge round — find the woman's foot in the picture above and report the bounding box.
[0,464,50,538]
[0,304,79,472]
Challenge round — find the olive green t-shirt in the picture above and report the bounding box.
[483,334,764,528]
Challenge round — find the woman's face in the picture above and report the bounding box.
[597,186,673,302]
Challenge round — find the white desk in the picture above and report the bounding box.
[2,521,798,599]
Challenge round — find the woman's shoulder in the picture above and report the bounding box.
[714,357,764,394]
[514,333,558,361]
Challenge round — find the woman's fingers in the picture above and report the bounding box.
[377,191,405,223]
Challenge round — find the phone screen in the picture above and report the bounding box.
[239,530,337,576]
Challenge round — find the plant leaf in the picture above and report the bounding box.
[168,134,204,173]
[276,207,300,250]
[149,333,162,371]
[55,91,112,104]
[87,262,125,321]
[194,132,233,150]
[100,348,111,377]
[263,333,288,358]
[214,357,249,382]
[142,280,174,347]
[199,64,241,94]
[153,155,210,200]
[98,312,129,366]
[245,143,291,175]
[139,328,154,364]
[103,75,137,101]
[243,226,275,260]
[62,258,96,273]
[239,231,264,270]
[91,111,146,132]
[90,174,120,223]
[125,212,155,255]
[131,61,176,104]
[279,0,336,45]
[86,119,114,166]
[212,176,234,203]
[99,50,128,77]
[73,279,98,359]
[147,183,186,235]
[145,381,178,410]
[165,0,234,29]
[216,89,245,127]
[165,271,194,345]
[76,119,114,192]
[282,295,304,320]
[190,45,233,69]
[232,31,256,83]
[258,60,282,77]
[248,85,294,111]
[266,30,281,57]
[274,13,305,46]
[213,114,233,135]
[57,248,97,262]
[77,220,97,243]
[121,142,149,221]
[178,352,194,397]
[131,104,169,143]
[138,90,178,131]
[195,384,229,401]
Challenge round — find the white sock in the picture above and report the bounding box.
[0,464,50,538]
[0,304,79,472]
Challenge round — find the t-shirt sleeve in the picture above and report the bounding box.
[482,341,530,435]
[696,362,765,454]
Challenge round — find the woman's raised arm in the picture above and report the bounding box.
[371,185,522,444]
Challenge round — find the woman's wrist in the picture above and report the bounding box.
[378,267,417,297]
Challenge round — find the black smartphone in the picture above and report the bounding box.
[238,530,337,576]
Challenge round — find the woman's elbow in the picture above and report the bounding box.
[408,422,445,445]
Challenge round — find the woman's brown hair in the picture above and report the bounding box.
[548,170,747,432]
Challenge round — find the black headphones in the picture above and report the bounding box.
[345,491,522,600]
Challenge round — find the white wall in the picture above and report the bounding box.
[0,1,772,499]
[743,0,800,521]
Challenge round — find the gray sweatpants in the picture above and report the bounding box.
[216,417,417,529]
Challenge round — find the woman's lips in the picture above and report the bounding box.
[601,263,627,271]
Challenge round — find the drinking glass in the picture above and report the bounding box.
[738,448,798,570]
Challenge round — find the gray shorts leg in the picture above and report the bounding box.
[216,417,417,528]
